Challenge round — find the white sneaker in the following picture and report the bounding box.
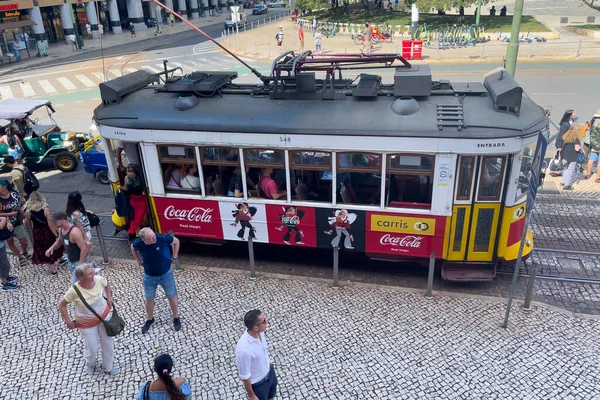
[86,365,95,375]
[105,367,119,375]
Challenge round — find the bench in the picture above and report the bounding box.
[0,54,17,65]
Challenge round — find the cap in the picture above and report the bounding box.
[594,108,600,118]
[279,25,282,28]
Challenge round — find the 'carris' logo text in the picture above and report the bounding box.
[164,206,213,223]
[379,234,422,248]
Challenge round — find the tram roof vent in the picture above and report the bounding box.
[393,64,432,97]
[99,70,153,105]
[483,67,523,117]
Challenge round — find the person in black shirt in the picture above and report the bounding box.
[120,165,147,241]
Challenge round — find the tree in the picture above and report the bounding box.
[414,0,489,13]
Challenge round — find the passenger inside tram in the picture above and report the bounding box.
[259,168,287,200]
[164,163,188,189]
[181,164,201,189]
[228,166,256,198]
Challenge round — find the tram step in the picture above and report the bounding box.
[442,263,496,281]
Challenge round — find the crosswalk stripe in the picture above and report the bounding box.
[92,72,105,81]
[142,66,161,73]
[155,63,166,70]
[75,74,96,88]
[19,82,36,97]
[123,67,137,74]
[0,85,13,100]
[108,70,122,78]
[39,80,57,94]
[57,77,77,91]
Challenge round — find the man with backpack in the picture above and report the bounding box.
[5,155,39,202]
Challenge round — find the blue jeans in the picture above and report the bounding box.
[68,257,90,284]
[562,161,577,187]
[143,269,177,300]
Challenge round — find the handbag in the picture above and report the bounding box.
[86,211,100,228]
[72,284,125,337]
[114,190,132,218]
[577,149,587,164]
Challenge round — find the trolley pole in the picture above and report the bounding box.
[502,211,532,329]
[332,247,339,289]
[475,0,482,26]
[505,0,525,77]
[248,236,256,281]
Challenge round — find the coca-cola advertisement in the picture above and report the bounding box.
[219,202,269,243]
[153,197,223,239]
[265,205,316,247]
[316,208,366,252]
[366,212,446,258]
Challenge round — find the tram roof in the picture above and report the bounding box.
[94,67,547,140]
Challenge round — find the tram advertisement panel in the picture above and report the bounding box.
[219,202,269,243]
[265,205,317,247]
[365,212,446,258]
[154,197,224,239]
[315,208,366,252]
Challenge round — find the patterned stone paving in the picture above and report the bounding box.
[1,257,600,399]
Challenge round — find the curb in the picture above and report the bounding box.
[92,255,600,321]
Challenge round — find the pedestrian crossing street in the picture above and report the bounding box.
[0,42,245,100]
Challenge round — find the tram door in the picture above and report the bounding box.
[448,155,508,262]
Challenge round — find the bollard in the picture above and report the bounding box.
[576,39,582,57]
[481,42,485,59]
[425,252,435,299]
[169,230,181,272]
[529,41,533,58]
[268,43,270,57]
[95,225,110,265]
[248,236,256,281]
[251,21,254,30]
[332,247,339,289]
[522,262,537,311]
[255,43,258,56]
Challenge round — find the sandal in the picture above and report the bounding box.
[583,174,590,180]
[595,178,600,183]
[18,256,27,267]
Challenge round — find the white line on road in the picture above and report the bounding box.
[92,72,106,81]
[19,82,36,97]
[39,80,57,94]
[75,74,96,88]
[57,77,77,91]
[108,70,122,78]
[123,67,137,74]
[0,86,13,99]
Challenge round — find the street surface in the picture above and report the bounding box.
[1,10,600,399]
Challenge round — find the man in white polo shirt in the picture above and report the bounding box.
[235,309,277,400]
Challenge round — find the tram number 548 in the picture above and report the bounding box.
[279,136,291,143]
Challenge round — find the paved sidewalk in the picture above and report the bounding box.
[2,256,599,399]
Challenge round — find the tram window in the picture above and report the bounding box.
[478,156,506,201]
[386,154,434,207]
[335,153,382,205]
[515,144,536,202]
[199,147,244,197]
[158,146,201,194]
[202,147,239,165]
[245,149,285,168]
[456,156,475,201]
[290,151,331,202]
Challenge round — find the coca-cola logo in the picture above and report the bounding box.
[379,234,422,248]
[164,205,213,223]
[281,216,300,225]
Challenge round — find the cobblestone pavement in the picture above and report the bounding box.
[2,256,600,399]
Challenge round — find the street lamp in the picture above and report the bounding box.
[475,0,482,26]
[505,0,524,77]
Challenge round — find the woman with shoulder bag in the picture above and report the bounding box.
[136,354,192,400]
[58,263,119,375]
[560,124,583,191]
[24,191,63,275]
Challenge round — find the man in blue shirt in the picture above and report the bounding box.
[131,227,181,333]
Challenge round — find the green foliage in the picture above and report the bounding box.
[414,0,489,13]
[572,24,600,31]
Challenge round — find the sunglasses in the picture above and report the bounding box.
[256,317,268,326]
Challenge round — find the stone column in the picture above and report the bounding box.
[201,0,209,16]
[86,1,100,39]
[208,0,217,15]
[190,0,199,19]
[108,0,122,34]
[30,5,48,49]
[59,2,74,43]
[177,0,187,18]
[165,0,174,11]
[126,0,147,31]
[218,0,227,13]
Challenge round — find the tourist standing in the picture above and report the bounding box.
[297,23,304,53]
[275,25,284,53]
[131,228,181,333]
[560,124,583,190]
[24,191,63,275]
[46,211,89,284]
[0,180,31,267]
[235,309,278,400]
[136,354,192,399]
[58,263,119,375]
[0,216,19,291]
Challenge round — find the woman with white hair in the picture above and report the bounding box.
[24,191,63,274]
[58,263,119,375]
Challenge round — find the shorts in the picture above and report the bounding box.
[143,269,177,300]
[589,151,599,163]
[251,365,277,400]
[8,146,23,160]
[11,224,27,240]
[277,40,283,46]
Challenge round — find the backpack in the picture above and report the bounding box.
[20,167,39,195]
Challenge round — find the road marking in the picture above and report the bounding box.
[143,66,161,73]
[92,72,106,81]
[108,70,122,78]
[0,85,13,99]
[155,63,167,70]
[193,42,220,55]
[123,67,137,74]
[39,80,57,94]
[75,74,96,88]
[57,77,77,91]
[19,82,36,97]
